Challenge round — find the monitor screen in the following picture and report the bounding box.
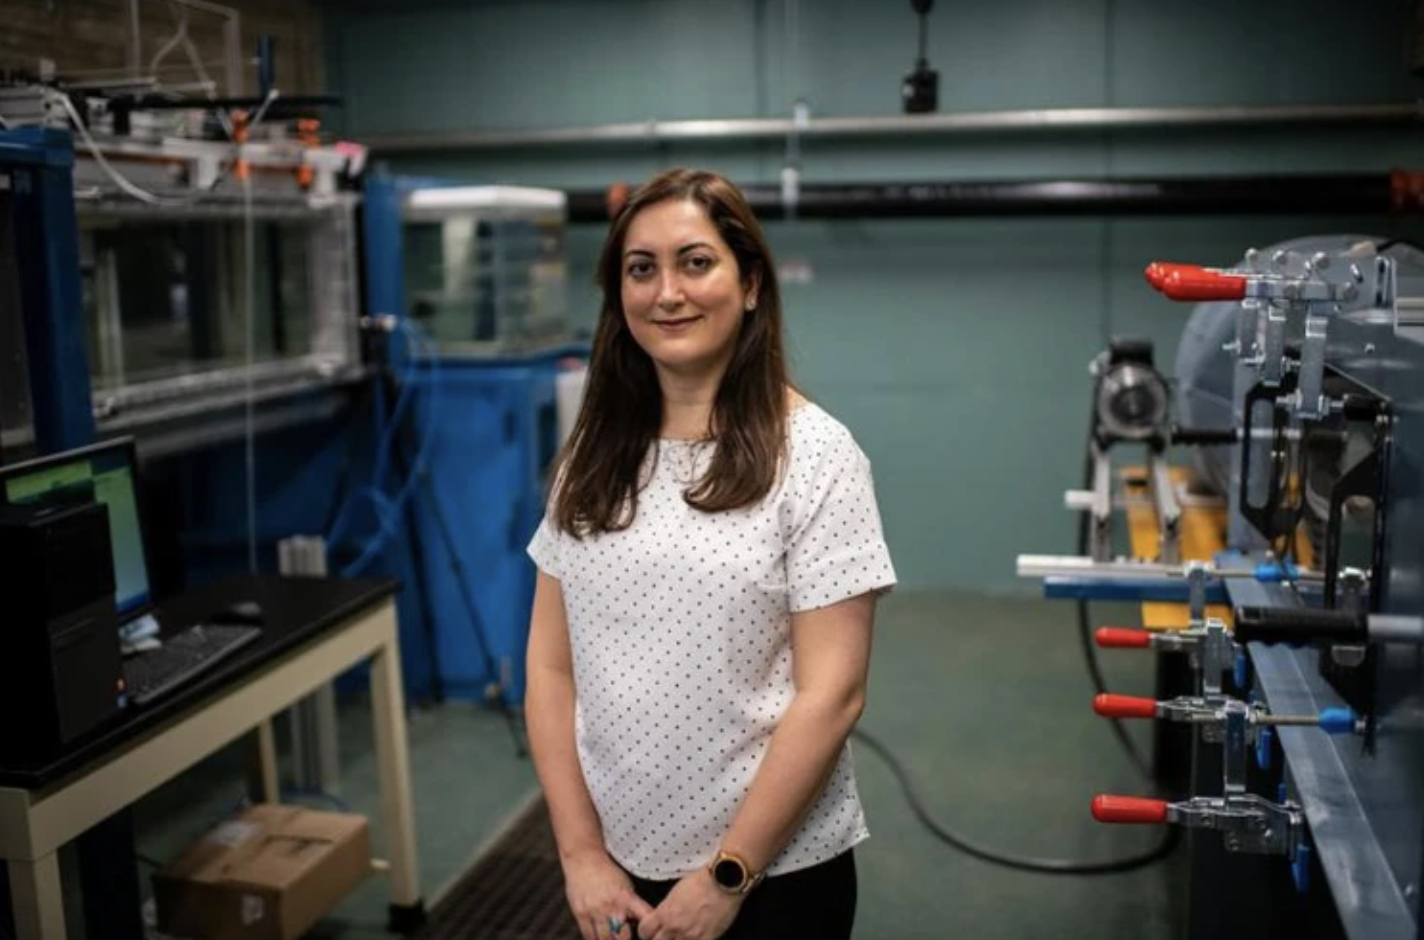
[1,441,152,618]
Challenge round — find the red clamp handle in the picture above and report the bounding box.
[1093,693,1159,719]
[1092,794,1170,824]
[1095,627,1153,649]
[1143,261,1177,289]
[1145,262,1248,301]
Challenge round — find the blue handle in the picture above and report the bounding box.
[1292,842,1312,894]
[1254,560,1301,583]
[1255,726,1274,771]
[1044,577,1230,604]
[1234,652,1250,691]
[1318,708,1358,734]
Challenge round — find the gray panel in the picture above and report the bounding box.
[1214,238,1424,940]
[1230,579,1417,940]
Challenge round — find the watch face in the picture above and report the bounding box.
[713,857,745,889]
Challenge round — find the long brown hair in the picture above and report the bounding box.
[554,168,792,537]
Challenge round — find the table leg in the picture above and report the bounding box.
[370,630,424,931]
[257,718,281,803]
[8,854,65,940]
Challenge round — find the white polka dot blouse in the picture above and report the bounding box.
[527,402,898,880]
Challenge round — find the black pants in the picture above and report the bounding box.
[627,850,857,940]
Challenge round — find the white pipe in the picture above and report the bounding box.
[1015,554,1187,581]
[364,102,1424,154]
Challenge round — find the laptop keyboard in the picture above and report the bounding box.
[122,624,262,706]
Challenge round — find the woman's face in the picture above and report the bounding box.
[619,198,756,381]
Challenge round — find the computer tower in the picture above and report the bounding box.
[0,500,125,763]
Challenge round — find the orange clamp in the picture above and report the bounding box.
[1095,627,1154,649]
[1146,262,1247,301]
[1092,795,1169,824]
[297,118,320,190]
[1093,693,1159,719]
[232,109,251,184]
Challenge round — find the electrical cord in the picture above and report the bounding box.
[851,728,1179,874]
[849,411,1178,875]
[61,87,276,207]
[60,93,204,208]
[339,321,440,577]
[325,330,422,551]
[148,2,191,80]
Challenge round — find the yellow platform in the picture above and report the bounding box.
[1123,467,1232,630]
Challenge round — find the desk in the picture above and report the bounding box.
[0,576,422,940]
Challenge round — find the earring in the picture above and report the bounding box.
[745,299,756,311]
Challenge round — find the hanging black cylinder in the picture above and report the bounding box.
[566,173,1408,224]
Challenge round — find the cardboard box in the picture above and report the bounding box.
[153,804,371,940]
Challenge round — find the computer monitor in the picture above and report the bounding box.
[0,438,153,620]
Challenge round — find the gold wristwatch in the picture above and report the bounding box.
[708,850,765,895]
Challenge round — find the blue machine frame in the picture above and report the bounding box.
[361,172,585,705]
[1023,238,1424,940]
[1222,254,1424,940]
[0,128,94,455]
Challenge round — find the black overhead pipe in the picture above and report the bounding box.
[568,172,1424,224]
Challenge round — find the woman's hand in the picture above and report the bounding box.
[636,871,742,940]
[563,850,655,940]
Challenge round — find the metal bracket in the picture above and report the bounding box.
[1149,451,1181,564]
[1297,312,1331,420]
[1169,793,1304,858]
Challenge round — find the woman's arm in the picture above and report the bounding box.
[718,590,876,871]
[526,571,653,940]
[525,570,606,863]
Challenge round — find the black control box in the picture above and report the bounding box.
[0,500,124,764]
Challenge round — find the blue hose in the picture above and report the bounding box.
[340,321,441,577]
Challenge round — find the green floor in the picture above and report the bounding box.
[124,589,1187,940]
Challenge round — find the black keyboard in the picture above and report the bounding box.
[122,624,263,706]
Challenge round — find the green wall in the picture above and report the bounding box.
[324,0,1424,592]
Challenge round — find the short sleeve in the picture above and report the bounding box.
[784,429,897,613]
[526,511,564,579]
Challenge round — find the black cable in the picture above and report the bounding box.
[852,728,1180,874]
[843,408,1181,875]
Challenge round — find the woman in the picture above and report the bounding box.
[526,168,896,940]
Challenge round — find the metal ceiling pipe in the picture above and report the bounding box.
[367,103,1424,153]
[564,173,1424,223]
